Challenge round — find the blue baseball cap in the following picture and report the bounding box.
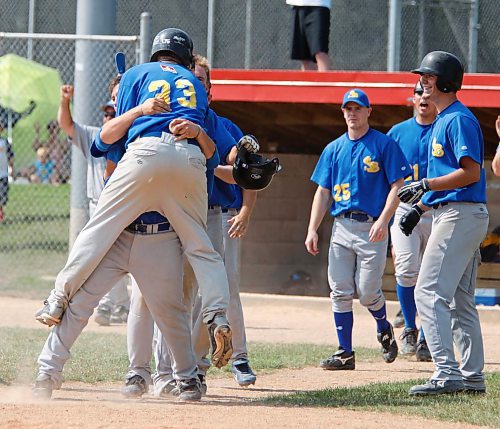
[341,89,370,108]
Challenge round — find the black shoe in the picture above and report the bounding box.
[415,339,432,362]
[121,374,147,398]
[198,374,207,396]
[110,305,129,324]
[320,348,355,370]
[464,387,486,395]
[399,327,418,355]
[94,304,112,326]
[232,359,257,386]
[409,379,465,396]
[377,323,398,363]
[174,378,202,402]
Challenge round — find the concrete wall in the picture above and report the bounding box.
[240,153,332,298]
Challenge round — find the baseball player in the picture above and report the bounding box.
[305,88,409,370]
[57,82,130,326]
[387,81,436,361]
[35,28,233,367]
[398,51,489,396]
[152,55,258,397]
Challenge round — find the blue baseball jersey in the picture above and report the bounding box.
[212,116,244,209]
[311,128,410,218]
[422,100,486,206]
[387,117,433,184]
[115,61,209,149]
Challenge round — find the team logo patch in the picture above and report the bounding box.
[363,155,380,173]
[348,90,359,98]
[431,137,444,157]
[250,173,262,179]
[160,64,177,73]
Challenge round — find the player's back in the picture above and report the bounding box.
[117,61,209,146]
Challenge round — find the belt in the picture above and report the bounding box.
[432,202,449,209]
[125,221,172,235]
[208,205,230,213]
[342,211,378,222]
[140,130,198,147]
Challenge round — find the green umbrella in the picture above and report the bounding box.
[0,54,62,167]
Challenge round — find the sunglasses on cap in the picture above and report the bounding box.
[414,90,424,96]
[103,112,115,118]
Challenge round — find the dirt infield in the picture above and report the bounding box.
[1,293,499,429]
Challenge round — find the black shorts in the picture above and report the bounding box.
[0,177,9,206]
[290,6,330,61]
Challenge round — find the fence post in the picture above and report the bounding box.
[27,0,36,60]
[139,12,151,64]
[70,0,116,248]
[387,0,402,72]
[468,0,479,72]
[244,0,252,69]
[207,0,215,66]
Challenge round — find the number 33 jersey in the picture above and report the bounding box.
[116,61,209,149]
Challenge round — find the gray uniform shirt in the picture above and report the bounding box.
[69,123,106,203]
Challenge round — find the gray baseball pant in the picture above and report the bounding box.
[153,207,224,391]
[38,229,197,385]
[415,203,488,389]
[89,199,131,311]
[390,202,432,287]
[328,217,388,314]
[48,134,230,323]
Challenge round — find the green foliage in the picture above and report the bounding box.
[263,373,500,428]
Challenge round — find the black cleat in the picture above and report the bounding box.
[377,323,398,363]
[320,348,355,370]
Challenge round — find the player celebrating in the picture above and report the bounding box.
[387,81,436,360]
[398,51,489,396]
[35,28,233,364]
[305,89,409,370]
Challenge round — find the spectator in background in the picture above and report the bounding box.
[32,120,71,185]
[286,0,331,71]
[492,115,500,177]
[0,119,14,222]
[30,147,55,184]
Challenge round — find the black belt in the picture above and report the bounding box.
[140,130,198,147]
[342,211,378,222]
[432,202,449,209]
[208,205,231,213]
[126,221,172,234]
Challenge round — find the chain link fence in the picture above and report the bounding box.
[0,33,138,296]
[0,0,498,296]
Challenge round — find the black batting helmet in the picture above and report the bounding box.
[150,28,194,69]
[232,149,282,191]
[412,51,464,93]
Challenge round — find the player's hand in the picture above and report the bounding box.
[227,212,250,238]
[495,115,500,138]
[60,85,74,100]
[399,205,423,236]
[397,178,430,204]
[369,219,388,242]
[237,134,260,153]
[305,230,319,255]
[140,97,170,116]
[169,118,202,141]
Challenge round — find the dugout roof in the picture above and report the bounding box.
[210,70,500,158]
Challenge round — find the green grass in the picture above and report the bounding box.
[0,326,377,384]
[263,373,500,428]
[0,183,70,298]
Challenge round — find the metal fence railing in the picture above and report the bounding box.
[0,32,139,295]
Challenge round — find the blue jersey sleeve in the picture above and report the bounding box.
[219,116,244,141]
[206,147,220,170]
[311,143,334,190]
[447,115,483,165]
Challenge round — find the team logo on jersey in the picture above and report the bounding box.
[348,90,359,98]
[160,64,177,73]
[250,173,262,179]
[363,155,380,173]
[431,137,444,157]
